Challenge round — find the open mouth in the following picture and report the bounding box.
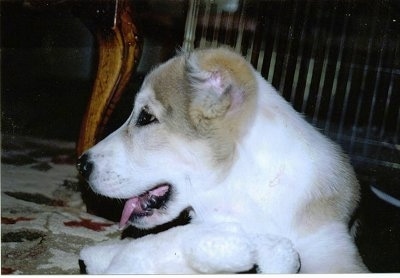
[119,184,171,229]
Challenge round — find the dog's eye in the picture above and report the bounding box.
[136,107,158,127]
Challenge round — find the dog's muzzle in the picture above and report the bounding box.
[76,153,93,181]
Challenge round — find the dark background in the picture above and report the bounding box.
[1,0,399,273]
[1,0,187,141]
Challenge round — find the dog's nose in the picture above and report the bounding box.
[76,153,93,181]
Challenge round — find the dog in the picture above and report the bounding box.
[77,47,368,273]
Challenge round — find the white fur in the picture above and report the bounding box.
[79,49,367,273]
[80,222,300,274]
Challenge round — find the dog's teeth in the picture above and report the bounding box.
[141,196,158,210]
[148,196,158,207]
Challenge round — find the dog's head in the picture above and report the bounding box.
[77,48,257,229]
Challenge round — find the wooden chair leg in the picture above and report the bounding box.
[73,0,141,220]
[76,0,142,157]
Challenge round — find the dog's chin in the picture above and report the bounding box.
[127,211,179,230]
[128,204,193,231]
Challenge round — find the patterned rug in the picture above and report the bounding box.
[1,135,120,274]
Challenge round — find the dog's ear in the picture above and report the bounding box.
[185,53,245,120]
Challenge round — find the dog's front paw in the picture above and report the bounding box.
[80,240,127,274]
[183,223,255,273]
[255,236,300,273]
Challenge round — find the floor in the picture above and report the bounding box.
[1,135,120,274]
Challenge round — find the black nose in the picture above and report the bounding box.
[76,153,93,181]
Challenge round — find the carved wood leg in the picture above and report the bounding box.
[74,0,142,219]
[76,0,142,156]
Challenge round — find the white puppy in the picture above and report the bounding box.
[77,47,368,273]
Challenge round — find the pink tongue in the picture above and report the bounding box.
[119,197,140,229]
[118,185,170,229]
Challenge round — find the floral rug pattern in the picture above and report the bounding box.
[1,135,120,274]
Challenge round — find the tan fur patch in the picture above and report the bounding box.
[185,48,258,162]
[144,48,258,165]
[294,151,360,235]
